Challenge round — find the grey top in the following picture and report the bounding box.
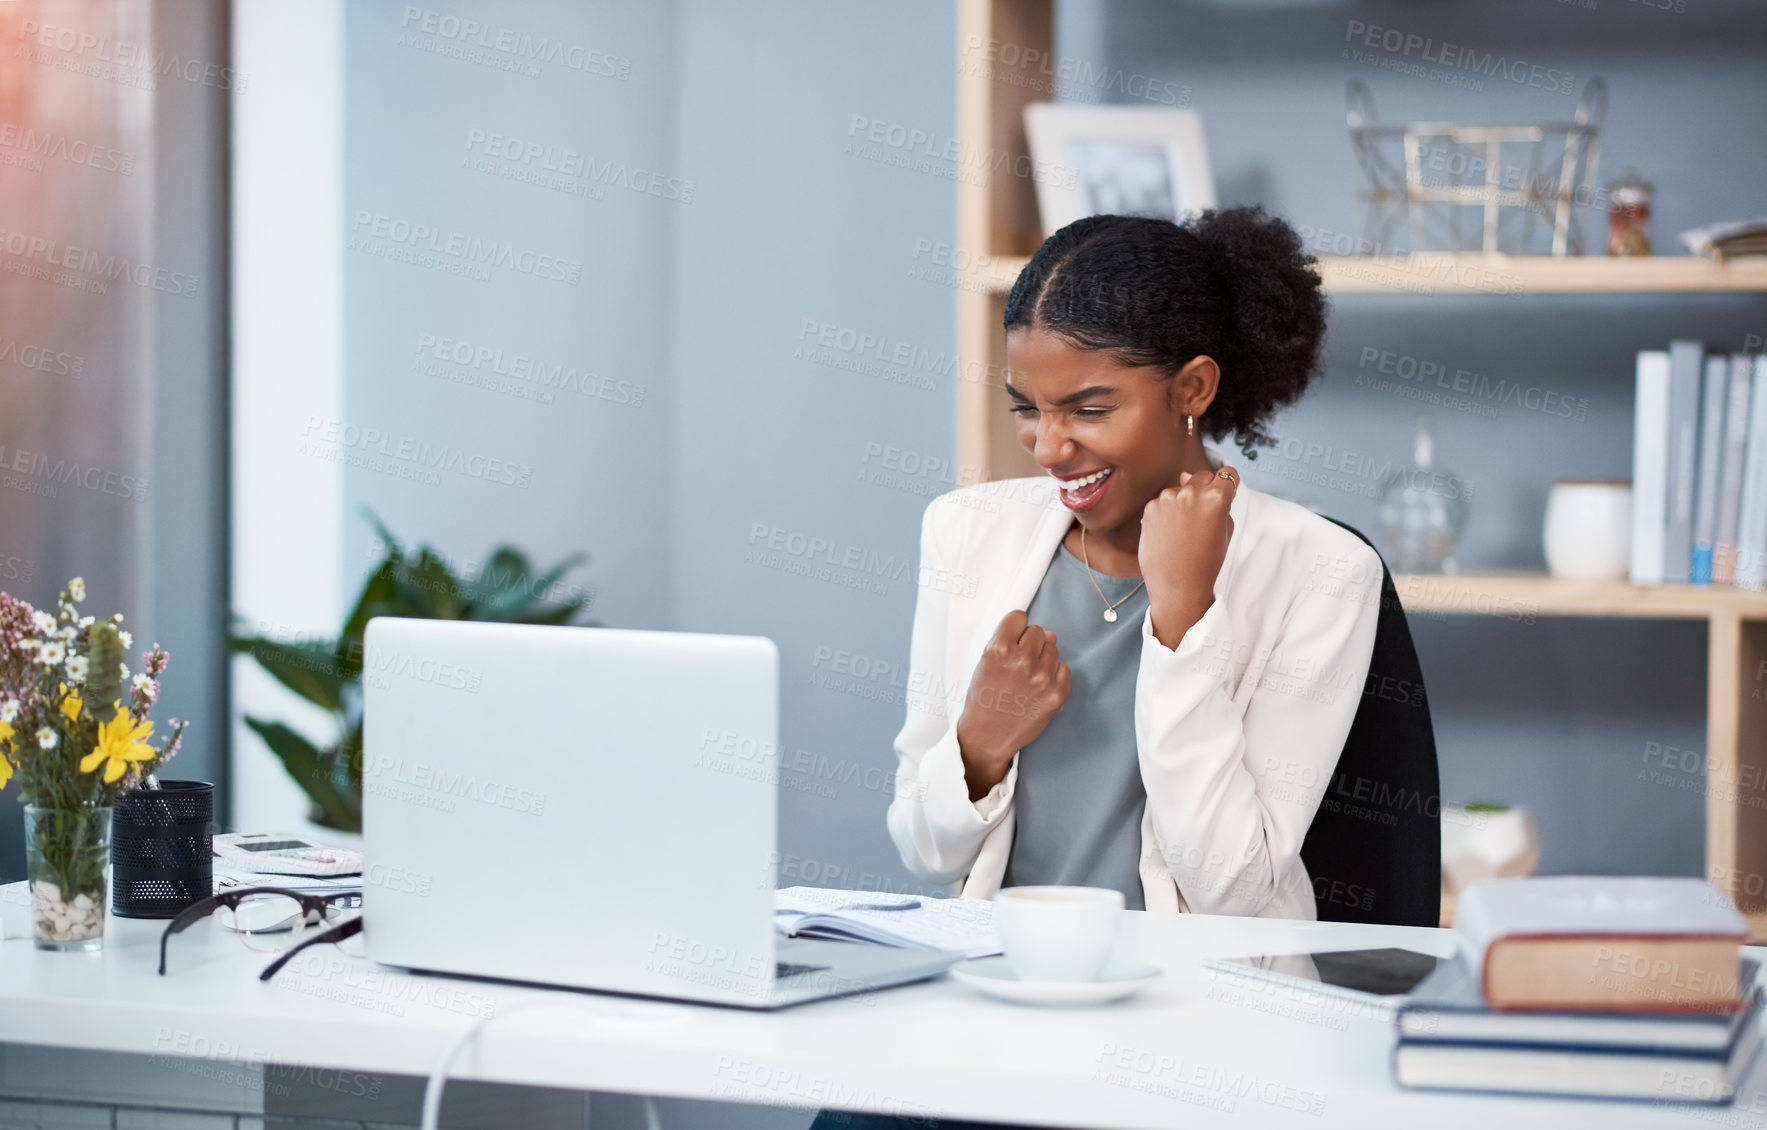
[1001,542,1150,910]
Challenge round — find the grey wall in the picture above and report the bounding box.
[341,0,676,628]
[1059,0,1767,875]
[668,0,959,896]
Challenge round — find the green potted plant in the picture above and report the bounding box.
[230,515,588,833]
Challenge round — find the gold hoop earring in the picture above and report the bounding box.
[1185,415,1196,437]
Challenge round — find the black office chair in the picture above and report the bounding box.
[1298,519,1441,928]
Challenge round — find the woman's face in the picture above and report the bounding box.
[1004,326,1213,533]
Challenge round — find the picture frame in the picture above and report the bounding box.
[1024,104,1216,237]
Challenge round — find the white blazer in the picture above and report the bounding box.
[885,456,1384,919]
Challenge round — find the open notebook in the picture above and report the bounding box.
[773,886,1002,958]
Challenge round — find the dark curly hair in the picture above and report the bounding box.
[1002,207,1326,458]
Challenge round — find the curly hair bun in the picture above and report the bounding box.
[1004,206,1326,457]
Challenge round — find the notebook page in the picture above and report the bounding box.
[774,885,1002,957]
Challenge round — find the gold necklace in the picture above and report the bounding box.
[1078,526,1146,623]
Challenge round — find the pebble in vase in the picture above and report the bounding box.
[24,804,113,952]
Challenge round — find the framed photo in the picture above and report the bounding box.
[1024,104,1216,237]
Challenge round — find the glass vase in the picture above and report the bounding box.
[25,804,113,952]
[1377,414,1467,573]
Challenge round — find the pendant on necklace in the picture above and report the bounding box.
[1103,607,1118,623]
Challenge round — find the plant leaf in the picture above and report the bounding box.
[474,552,587,620]
[242,717,360,832]
[510,597,587,626]
[229,635,346,711]
[465,547,532,607]
[336,557,400,680]
[399,549,463,619]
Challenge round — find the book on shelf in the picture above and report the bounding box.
[1690,355,1728,583]
[1736,357,1767,588]
[1631,351,1670,585]
[1454,876,1747,1012]
[1663,340,1704,584]
[1680,218,1767,259]
[1712,354,1755,584]
[1633,345,1766,589]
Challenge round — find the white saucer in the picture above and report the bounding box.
[949,956,1162,1006]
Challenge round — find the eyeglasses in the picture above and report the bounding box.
[158,886,364,981]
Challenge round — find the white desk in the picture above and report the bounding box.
[1,899,1764,1130]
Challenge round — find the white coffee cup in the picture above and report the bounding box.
[1542,480,1632,581]
[994,886,1124,982]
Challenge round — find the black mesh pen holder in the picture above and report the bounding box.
[111,780,214,918]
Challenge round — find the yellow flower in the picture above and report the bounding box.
[0,720,12,790]
[79,705,155,784]
[60,685,82,723]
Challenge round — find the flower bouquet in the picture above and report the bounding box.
[0,578,186,950]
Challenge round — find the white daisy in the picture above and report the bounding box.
[118,630,133,649]
[66,656,89,685]
[36,728,57,750]
[77,616,94,629]
[67,577,85,601]
[59,626,77,642]
[37,642,65,665]
[111,613,124,624]
[119,663,130,682]
[132,673,154,693]
[0,700,17,723]
[19,638,38,652]
[31,611,55,633]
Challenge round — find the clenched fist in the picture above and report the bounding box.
[956,609,1070,802]
[1139,465,1238,650]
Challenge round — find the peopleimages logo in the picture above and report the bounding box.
[1343,20,1576,94]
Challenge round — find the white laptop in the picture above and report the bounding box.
[361,618,960,1008]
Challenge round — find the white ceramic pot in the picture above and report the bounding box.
[1441,805,1541,892]
[1543,480,1632,581]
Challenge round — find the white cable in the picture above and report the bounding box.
[419,997,666,1130]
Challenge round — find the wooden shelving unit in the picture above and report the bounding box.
[962,253,1767,301]
[954,0,1767,931]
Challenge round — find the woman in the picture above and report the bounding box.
[889,206,1383,921]
[808,208,1384,1130]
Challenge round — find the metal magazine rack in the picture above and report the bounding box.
[1346,77,1607,256]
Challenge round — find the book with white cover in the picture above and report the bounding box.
[1691,355,1730,583]
[1631,351,1671,584]
[1735,357,1767,589]
[1664,341,1705,582]
[1712,354,1755,584]
[1457,877,1746,962]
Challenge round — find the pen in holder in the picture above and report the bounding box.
[111,780,214,919]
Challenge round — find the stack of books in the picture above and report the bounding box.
[1395,877,1760,1103]
[1632,341,1767,587]
[1680,219,1767,260]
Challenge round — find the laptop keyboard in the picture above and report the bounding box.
[776,961,830,980]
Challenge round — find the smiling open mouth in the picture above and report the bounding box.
[1055,467,1113,511]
